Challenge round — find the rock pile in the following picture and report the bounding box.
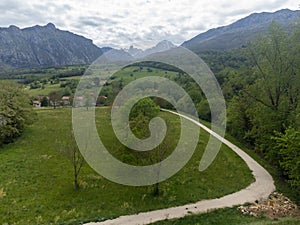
[238,192,299,218]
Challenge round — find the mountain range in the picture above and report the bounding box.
[0,9,299,69]
[125,40,176,59]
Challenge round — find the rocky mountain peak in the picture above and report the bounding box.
[45,23,56,29]
[0,23,103,68]
[125,40,176,59]
[156,40,176,49]
[8,25,20,31]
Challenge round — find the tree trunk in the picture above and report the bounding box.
[153,182,159,196]
[74,173,79,190]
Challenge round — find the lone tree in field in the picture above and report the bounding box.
[130,97,160,120]
[129,97,170,195]
[49,91,61,109]
[40,96,49,107]
[59,132,85,190]
[150,138,171,196]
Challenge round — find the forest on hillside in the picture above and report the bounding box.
[205,23,300,194]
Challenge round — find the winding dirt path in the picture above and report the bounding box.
[85,110,275,225]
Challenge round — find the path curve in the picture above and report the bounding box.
[86,110,275,225]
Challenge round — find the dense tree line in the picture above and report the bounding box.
[224,23,300,193]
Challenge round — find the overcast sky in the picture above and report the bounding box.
[1,0,298,49]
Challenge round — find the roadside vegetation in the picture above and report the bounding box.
[151,207,300,225]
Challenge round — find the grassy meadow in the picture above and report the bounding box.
[0,107,254,224]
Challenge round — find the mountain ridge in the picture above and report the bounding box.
[182,9,300,52]
[0,23,103,69]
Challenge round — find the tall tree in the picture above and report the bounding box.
[59,132,85,190]
[246,22,298,112]
[129,98,173,195]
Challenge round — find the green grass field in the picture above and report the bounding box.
[26,83,62,96]
[0,107,254,224]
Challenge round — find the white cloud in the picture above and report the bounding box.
[0,0,298,49]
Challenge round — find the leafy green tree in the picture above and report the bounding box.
[197,99,211,121]
[227,95,253,144]
[129,98,169,195]
[246,23,298,112]
[129,98,160,140]
[273,127,300,189]
[41,96,49,107]
[129,114,152,139]
[0,81,34,145]
[129,97,160,122]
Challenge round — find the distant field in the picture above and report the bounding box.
[62,75,83,80]
[0,65,86,97]
[25,65,182,98]
[26,83,61,96]
[0,107,253,224]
